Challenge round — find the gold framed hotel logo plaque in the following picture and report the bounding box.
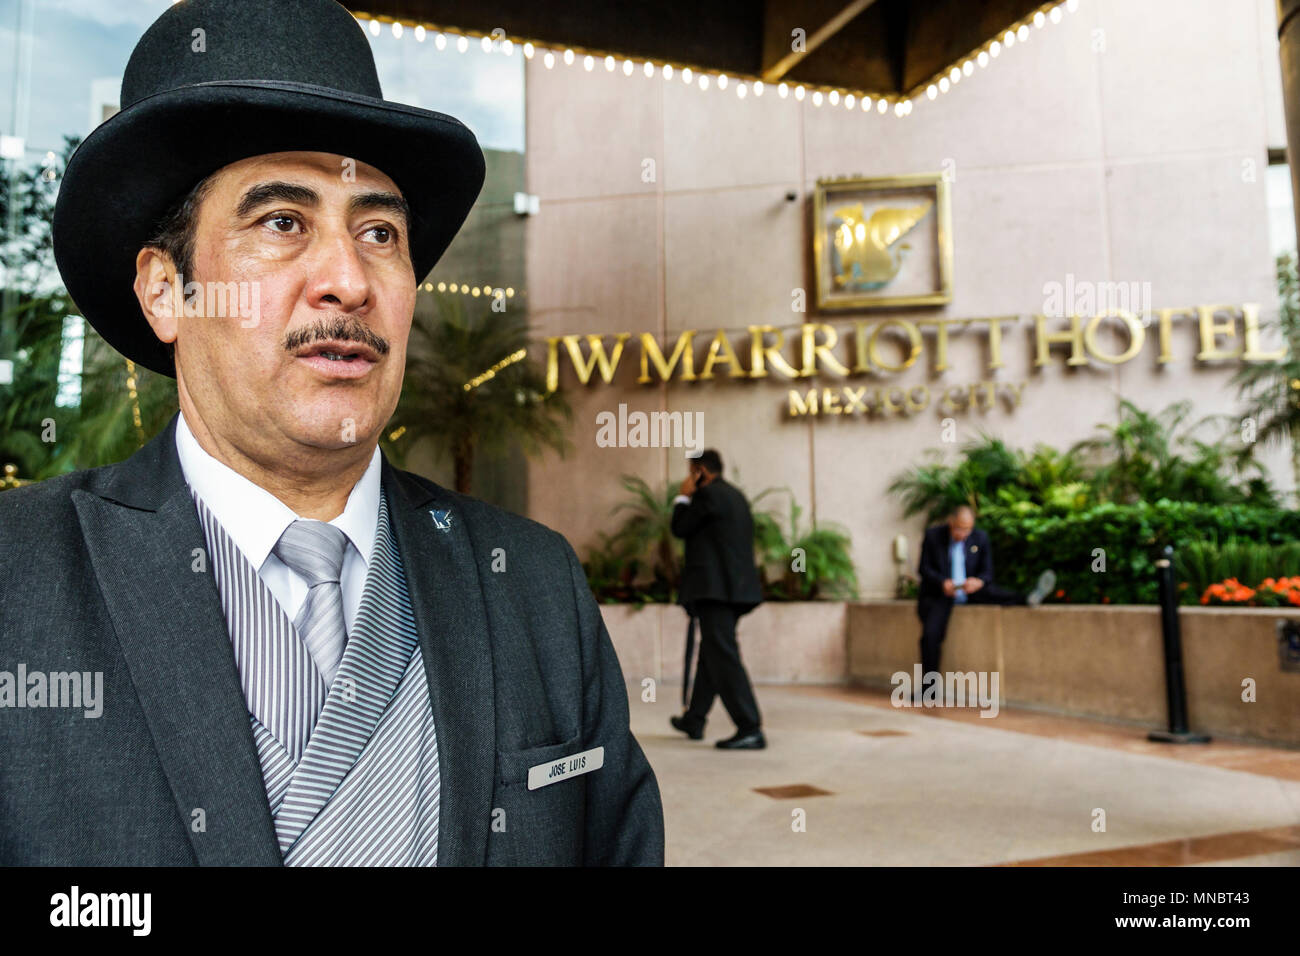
[813,172,953,311]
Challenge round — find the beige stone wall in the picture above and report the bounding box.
[844,600,1300,746]
[599,598,1300,745]
[524,0,1293,596]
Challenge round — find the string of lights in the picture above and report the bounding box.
[464,347,528,391]
[419,281,519,298]
[351,0,1080,120]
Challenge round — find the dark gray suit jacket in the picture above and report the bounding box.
[917,524,994,600]
[0,413,663,866]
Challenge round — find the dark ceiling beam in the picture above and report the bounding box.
[759,0,880,82]
[783,0,902,93]
[901,0,1050,92]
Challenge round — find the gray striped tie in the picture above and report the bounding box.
[273,519,349,687]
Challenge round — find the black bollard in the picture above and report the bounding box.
[1147,546,1210,744]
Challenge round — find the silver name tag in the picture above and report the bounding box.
[528,746,604,790]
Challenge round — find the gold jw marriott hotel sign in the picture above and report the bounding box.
[543,305,1283,419]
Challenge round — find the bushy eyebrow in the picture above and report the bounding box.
[350,191,411,229]
[234,182,410,229]
[235,181,319,219]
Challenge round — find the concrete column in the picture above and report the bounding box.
[1278,0,1300,250]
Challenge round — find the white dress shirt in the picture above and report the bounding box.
[174,411,382,636]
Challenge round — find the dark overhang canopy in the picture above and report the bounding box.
[348,0,1064,101]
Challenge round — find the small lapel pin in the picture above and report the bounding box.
[429,508,453,533]
[970,545,979,552]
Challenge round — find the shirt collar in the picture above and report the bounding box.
[174,410,381,571]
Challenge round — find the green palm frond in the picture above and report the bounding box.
[385,292,571,492]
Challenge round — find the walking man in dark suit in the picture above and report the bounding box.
[916,504,1055,696]
[668,449,766,750]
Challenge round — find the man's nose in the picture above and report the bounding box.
[305,227,372,312]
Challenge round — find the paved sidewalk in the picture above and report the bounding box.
[630,683,1300,866]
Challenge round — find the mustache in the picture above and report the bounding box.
[283,315,390,356]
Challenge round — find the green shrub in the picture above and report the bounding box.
[750,488,857,600]
[977,500,1300,605]
[1175,538,1300,601]
[889,401,1277,524]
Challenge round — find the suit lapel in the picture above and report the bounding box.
[72,413,282,865]
[381,457,496,866]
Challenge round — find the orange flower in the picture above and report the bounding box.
[1203,576,1269,606]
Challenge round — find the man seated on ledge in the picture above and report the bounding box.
[916,504,1055,699]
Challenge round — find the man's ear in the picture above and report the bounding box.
[133,246,180,348]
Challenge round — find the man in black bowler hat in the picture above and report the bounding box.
[0,0,662,866]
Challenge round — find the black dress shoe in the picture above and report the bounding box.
[716,729,766,750]
[670,715,704,740]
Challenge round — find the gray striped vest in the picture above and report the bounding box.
[189,485,440,865]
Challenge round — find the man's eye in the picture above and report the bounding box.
[365,225,393,244]
[265,214,299,233]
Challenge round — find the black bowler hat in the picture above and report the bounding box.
[52,0,485,378]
